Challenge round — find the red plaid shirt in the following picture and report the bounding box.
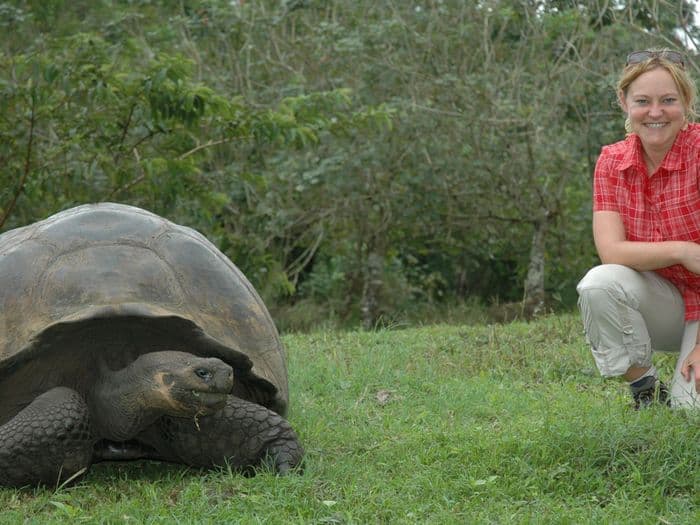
[594,123,700,320]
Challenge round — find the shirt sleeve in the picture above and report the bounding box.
[684,126,700,320]
[592,149,620,213]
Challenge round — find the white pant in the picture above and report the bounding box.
[577,264,698,408]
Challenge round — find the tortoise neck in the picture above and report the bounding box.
[89,359,162,441]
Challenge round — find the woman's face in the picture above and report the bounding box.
[619,67,686,153]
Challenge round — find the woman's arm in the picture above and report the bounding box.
[593,211,700,272]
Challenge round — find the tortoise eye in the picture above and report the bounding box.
[195,368,212,381]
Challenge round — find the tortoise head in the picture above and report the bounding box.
[130,351,234,417]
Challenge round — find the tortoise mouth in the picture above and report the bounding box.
[189,390,228,413]
[182,389,228,415]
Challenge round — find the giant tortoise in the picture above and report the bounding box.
[0,203,303,487]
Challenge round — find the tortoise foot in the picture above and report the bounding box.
[0,387,94,487]
[258,433,305,474]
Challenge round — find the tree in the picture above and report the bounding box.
[2,0,697,329]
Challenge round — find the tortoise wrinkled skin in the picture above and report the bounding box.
[0,203,303,487]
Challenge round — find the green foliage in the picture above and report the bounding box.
[0,0,698,328]
[0,12,389,234]
[0,315,698,523]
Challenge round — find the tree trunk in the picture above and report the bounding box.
[522,217,548,319]
[361,251,383,330]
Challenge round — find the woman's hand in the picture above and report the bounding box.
[680,343,700,393]
[678,242,700,275]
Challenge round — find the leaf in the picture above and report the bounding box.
[375,389,393,405]
[49,501,80,518]
[471,475,498,487]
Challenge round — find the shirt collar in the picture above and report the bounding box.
[619,130,687,173]
[618,134,644,172]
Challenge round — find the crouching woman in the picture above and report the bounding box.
[577,49,700,409]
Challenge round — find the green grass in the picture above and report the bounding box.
[1,314,699,524]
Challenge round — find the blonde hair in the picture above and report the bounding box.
[617,50,697,133]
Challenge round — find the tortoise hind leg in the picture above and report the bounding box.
[0,387,94,487]
[139,395,304,474]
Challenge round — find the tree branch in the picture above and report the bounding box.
[108,148,146,199]
[177,136,247,160]
[286,226,325,286]
[0,88,37,230]
[112,103,136,162]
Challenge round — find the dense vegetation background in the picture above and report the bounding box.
[1,0,699,330]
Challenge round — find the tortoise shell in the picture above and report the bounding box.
[0,203,288,425]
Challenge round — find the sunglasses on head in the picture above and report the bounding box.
[626,50,685,68]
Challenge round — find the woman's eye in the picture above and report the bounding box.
[663,97,677,104]
[634,99,648,105]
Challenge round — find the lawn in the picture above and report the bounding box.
[1,314,698,524]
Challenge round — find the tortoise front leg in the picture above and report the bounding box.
[0,387,94,487]
[139,395,304,474]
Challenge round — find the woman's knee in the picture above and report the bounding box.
[576,264,641,311]
[577,264,639,294]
